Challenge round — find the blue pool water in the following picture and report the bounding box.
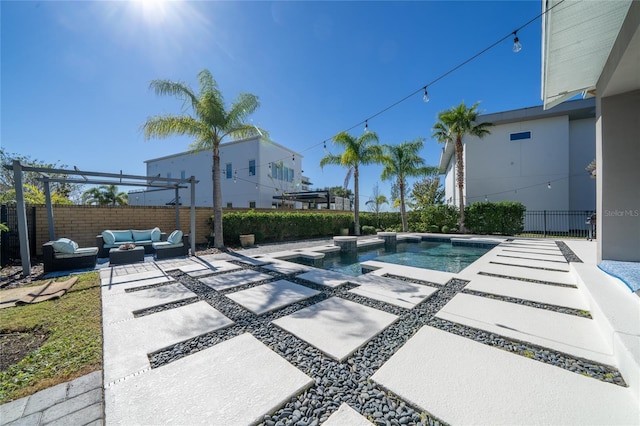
[313,241,492,276]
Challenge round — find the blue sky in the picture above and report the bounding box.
[1,0,544,207]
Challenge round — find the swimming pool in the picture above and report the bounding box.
[297,241,493,276]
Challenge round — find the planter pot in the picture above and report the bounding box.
[239,234,255,247]
[339,228,349,236]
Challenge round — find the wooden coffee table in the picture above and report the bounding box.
[109,246,145,265]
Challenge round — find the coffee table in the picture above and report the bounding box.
[109,246,145,265]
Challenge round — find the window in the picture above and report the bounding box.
[166,172,172,179]
[279,166,284,181]
[226,202,233,208]
[226,163,233,179]
[271,163,277,179]
[510,131,531,141]
[288,168,294,182]
[249,160,256,176]
[249,201,256,208]
[180,170,186,179]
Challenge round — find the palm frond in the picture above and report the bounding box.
[143,115,205,140]
[149,80,199,112]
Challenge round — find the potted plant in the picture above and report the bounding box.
[239,234,255,247]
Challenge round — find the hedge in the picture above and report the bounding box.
[411,205,459,233]
[211,211,353,245]
[465,201,525,235]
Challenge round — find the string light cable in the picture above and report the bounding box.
[220,0,573,179]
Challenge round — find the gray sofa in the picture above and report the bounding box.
[43,239,98,273]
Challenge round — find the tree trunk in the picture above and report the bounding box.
[354,166,360,236]
[399,177,408,232]
[212,145,224,248]
[455,136,465,232]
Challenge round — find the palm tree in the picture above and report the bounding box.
[143,69,264,248]
[320,131,381,235]
[366,184,388,229]
[380,139,433,232]
[432,101,492,231]
[82,185,128,206]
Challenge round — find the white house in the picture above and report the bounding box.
[438,98,596,212]
[129,136,307,209]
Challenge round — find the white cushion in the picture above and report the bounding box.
[52,238,78,254]
[150,227,162,242]
[167,230,183,245]
[102,230,116,245]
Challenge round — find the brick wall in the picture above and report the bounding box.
[32,205,214,254]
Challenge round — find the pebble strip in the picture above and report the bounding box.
[477,271,577,288]
[556,241,583,263]
[488,260,570,273]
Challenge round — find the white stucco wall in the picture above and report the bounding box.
[569,118,597,211]
[129,137,303,208]
[464,115,570,210]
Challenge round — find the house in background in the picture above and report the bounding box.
[438,98,596,213]
[129,136,308,209]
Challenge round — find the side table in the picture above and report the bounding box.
[109,246,145,265]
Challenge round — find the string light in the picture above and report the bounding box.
[547,181,551,189]
[233,170,237,183]
[364,120,369,133]
[513,31,522,53]
[423,87,429,103]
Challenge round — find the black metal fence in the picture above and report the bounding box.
[1,204,37,267]
[520,210,595,239]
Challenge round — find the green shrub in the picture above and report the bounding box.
[359,212,401,230]
[361,225,376,235]
[412,205,458,232]
[465,201,525,235]
[210,211,354,245]
[428,224,440,233]
[441,225,450,234]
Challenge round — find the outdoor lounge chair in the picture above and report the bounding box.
[42,238,98,273]
[152,231,190,260]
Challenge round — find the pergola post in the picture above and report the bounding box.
[174,186,180,230]
[42,176,55,241]
[12,160,31,276]
[190,176,196,255]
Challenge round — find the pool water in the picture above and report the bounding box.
[316,241,491,276]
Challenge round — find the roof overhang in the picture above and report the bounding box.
[541,0,633,109]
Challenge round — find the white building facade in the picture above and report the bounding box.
[129,136,306,209]
[438,98,596,212]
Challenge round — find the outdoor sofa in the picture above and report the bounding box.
[96,228,166,258]
[152,230,190,259]
[42,238,98,273]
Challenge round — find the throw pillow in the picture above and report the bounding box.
[52,238,78,254]
[167,230,183,244]
[150,227,162,242]
[102,230,116,245]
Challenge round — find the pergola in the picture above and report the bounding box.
[5,160,198,276]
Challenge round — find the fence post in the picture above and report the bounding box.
[1,204,7,267]
[543,210,547,238]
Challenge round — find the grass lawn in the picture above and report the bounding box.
[0,272,102,403]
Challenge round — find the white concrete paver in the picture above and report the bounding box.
[465,274,590,311]
[487,256,570,271]
[461,263,575,285]
[104,333,313,425]
[102,283,197,324]
[296,269,353,288]
[186,260,242,277]
[494,251,569,263]
[349,274,438,309]
[372,326,639,426]
[198,269,272,291]
[323,403,373,426]
[103,301,233,384]
[261,258,313,274]
[436,293,614,365]
[500,247,565,256]
[226,280,320,315]
[101,275,175,295]
[273,297,398,361]
[360,260,454,285]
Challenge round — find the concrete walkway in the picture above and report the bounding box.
[2,236,639,425]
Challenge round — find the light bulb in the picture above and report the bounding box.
[547,182,551,189]
[513,33,522,53]
[364,120,369,133]
[423,88,429,103]
[484,196,488,202]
